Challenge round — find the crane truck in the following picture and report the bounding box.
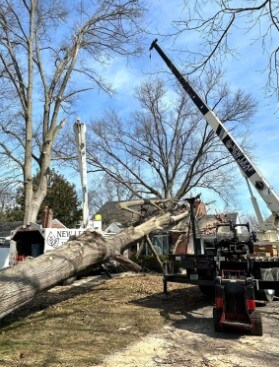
[150,39,279,335]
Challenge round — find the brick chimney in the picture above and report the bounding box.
[41,206,53,228]
[194,199,207,217]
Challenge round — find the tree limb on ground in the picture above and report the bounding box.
[112,254,142,273]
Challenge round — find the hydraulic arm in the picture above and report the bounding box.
[74,118,89,228]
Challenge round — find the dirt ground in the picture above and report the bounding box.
[0,273,279,367]
[99,294,279,367]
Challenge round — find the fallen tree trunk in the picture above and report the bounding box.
[0,210,188,319]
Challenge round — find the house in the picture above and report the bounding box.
[103,222,124,234]
[98,199,167,257]
[170,212,240,256]
[98,199,241,259]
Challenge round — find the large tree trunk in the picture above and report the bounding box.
[0,211,188,319]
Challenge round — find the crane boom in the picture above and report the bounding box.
[150,39,279,228]
[74,118,89,228]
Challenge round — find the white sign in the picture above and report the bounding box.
[44,228,86,251]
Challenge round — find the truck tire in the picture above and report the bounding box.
[213,306,223,332]
[250,311,263,336]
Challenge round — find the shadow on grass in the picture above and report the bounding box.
[130,285,251,340]
[1,273,269,340]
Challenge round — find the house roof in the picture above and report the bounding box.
[51,218,67,229]
[98,200,158,228]
[0,217,67,240]
[98,201,131,227]
[0,221,23,238]
[103,222,124,234]
[98,200,240,239]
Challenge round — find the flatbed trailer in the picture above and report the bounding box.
[163,254,279,293]
[164,196,279,298]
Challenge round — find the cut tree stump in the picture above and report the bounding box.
[0,210,188,319]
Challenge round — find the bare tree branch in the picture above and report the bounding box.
[57,74,256,208]
[174,0,279,98]
[0,0,145,224]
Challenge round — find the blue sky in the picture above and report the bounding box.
[72,0,279,220]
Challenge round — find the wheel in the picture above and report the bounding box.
[213,306,223,332]
[250,311,263,336]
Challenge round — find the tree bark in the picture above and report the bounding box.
[111,254,142,273]
[0,210,188,319]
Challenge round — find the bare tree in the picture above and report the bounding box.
[174,0,279,98]
[240,213,259,232]
[0,182,16,214]
[84,73,256,206]
[88,173,136,214]
[0,0,145,225]
[0,158,22,217]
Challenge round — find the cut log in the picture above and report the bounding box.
[112,254,142,273]
[0,210,188,319]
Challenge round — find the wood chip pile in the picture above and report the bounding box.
[199,214,229,235]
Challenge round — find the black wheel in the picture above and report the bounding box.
[250,311,263,336]
[213,307,223,332]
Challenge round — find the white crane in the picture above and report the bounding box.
[150,39,279,240]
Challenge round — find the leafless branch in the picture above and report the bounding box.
[174,0,279,98]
